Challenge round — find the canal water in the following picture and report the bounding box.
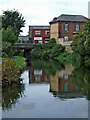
[2,60,89,118]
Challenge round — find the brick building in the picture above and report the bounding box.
[49,14,89,51]
[29,26,50,44]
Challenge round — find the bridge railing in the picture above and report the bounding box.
[13,43,34,50]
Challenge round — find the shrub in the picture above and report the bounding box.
[31,38,65,60]
[2,41,14,57]
[57,51,73,64]
[50,44,65,59]
[2,58,24,86]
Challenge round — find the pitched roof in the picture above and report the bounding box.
[49,14,90,24]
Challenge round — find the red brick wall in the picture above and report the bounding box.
[59,21,86,41]
[32,29,50,44]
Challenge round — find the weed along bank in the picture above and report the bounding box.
[49,14,89,52]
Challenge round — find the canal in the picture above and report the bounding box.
[2,60,89,118]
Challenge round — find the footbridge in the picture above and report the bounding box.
[13,43,35,61]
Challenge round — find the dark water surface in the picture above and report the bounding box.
[2,60,89,118]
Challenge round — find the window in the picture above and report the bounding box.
[64,24,68,31]
[45,31,50,35]
[82,24,85,29]
[76,25,79,31]
[35,30,41,35]
[64,37,68,41]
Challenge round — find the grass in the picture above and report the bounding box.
[14,56,26,67]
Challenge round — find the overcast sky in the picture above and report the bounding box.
[0,0,89,35]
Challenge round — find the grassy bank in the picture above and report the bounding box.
[2,56,26,87]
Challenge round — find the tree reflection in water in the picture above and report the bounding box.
[2,60,90,112]
[49,64,90,100]
[71,67,90,100]
[2,83,25,111]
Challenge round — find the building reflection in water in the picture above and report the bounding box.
[28,64,83,99]
[30,69,50,83]
[50,64,83,99]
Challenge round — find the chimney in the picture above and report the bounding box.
[88,1,90,18]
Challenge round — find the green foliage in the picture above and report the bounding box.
[71,67,90,100]
[71,21,90,67]
[2,58,25,86]
[2,84,25,110]
[2,41,14,57]
[2,27,18,45]
[2,10,25,36]
[31,60,65,76]
[50,44,65,59]
[14,56,26,67]
[2,27,18,57]
[31,38,65,60]
[57,51,73,64]
[2,27,24,57]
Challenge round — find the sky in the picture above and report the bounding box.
[0,0,89,35]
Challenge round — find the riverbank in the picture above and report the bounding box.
[2,56,26,87]
[31,38,90,68]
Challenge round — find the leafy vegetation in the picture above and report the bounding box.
[31,38,65,60]
[2,84,25,111]
[2,57,26,86]
[2,10,25,36]
[71,67,90,100]
[14,56,26,67]
[2,10,26,57]
[71,21,90,67]
[31,60,65,76]
[57,51,73,64]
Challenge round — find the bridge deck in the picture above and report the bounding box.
[13,43,34,50]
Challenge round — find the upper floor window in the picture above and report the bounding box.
[64,24,68,31]
[82,24,85,29]
[35,30,41,35]
[76,25,79,31]
[45,31,50,35]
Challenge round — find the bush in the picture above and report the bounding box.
[2,41,14,57]
[2,58,25,86]
[50,44,65,59]
[57,51,73,64]
[31,38,65,60]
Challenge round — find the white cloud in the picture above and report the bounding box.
[0,0,89,35]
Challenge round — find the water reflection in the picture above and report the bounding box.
[49,64,83,99]
[2,60,90,114]
[2,84,25,111]
[71,67,90,100]
[32,70,50,83]
[28,60,90,100]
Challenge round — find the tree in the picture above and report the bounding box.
[71,21,90,66]
[2,27,17,45]
[2,10,25,36]
[2,27,18,57]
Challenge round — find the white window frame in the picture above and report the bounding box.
[35,30,41,35]
[76,25,79,31]
[45,31,50,35]
[64,24,68,31]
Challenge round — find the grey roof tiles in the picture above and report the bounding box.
[49,14,90,23]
